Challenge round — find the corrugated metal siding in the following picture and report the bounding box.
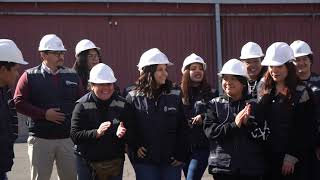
[2,2,320,89]
[0,2,216,89]
[220,4,320,72]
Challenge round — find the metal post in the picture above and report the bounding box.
[215,3,223,95]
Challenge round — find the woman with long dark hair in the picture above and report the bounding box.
[259,42,317,180]
[126,48,188,180]
[73,39,101,91]
[180,53,218,180]
[72,39,101,180]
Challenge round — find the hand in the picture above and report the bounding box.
[235,104,251,127]
[137,146,147,158]
[316,147,320,160]
[170,157,184,167]
[96,121,112,138]
[241,104,252,125]
[191,115,203,125]
[45,108,65,124]
[116,122,126,138]
[282,160,295,176]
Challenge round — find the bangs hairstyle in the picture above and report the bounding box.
[0,61,17,70]
[181,64,211,105]
[135,64,172,98]
[260,61,299,100]
[72,49,101,89]
[221,74,248,97]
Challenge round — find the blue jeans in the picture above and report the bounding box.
[0,172,7,180]
[75,153,93,180]
[134,163,182,180]
[183,149,209,180]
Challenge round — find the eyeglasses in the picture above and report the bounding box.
[47,51,65,57]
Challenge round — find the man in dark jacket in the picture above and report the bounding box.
[290,40,320,180]
[14,34,83,180]
[0,39,28,179]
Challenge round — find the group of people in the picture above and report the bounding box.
[0,33,319,180]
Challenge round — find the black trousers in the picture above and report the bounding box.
[264,152,300,180]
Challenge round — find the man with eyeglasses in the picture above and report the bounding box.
[14,34,84,180]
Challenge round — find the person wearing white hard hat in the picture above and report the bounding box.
[0,39,28,180]
[72,39,102,180]
[239,42,266,99]
[70,63,130,180]
[202,58,266,180]
[290,40,320,180]
[179,53,218,180]
[14,34,84,180]
[126,48,188,180]
[259,42,316,180]
[73,39,101,91]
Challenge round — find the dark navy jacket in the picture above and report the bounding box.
[0,87,18,173]
[16,65,82,139]
[183,87,218,151]
[126,89,189,164]
[203,95,266,176]
[70,92,131,162]
[301,73,320,147]
[260,83,317,161]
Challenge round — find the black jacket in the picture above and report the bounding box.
[183,87,218,150]
[70,91,131,162]
[259,83,317,160]
[203,95,266,176]
[126,88,189,164]
[0,87,18,173]
[301,72,320,147]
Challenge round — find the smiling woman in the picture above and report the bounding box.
[70,63,130,180]
[201,58,266,180]
[179,53,217,180]
[259,42,317,180]
[126,48,189,180]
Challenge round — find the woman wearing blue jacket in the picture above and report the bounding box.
[202,59,266,180]
[180,53,218,180]
[126,48,189,180]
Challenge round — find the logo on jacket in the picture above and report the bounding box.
[65,80,78,86]
[164,106,176,112]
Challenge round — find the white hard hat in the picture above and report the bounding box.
[75,39,100,57]
[290,40,312,58]
[88,63,117,84]
[38,34,66,51]
[240,42,264,59]
[0,39,28,65]
[218,58,248,78]
[137,48,173,71]
[181,53,207,73]
[261,42,295,66]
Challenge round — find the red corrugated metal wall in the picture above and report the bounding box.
[0,2,216,89]
[220,4,320,72]
[1,2,320,89]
